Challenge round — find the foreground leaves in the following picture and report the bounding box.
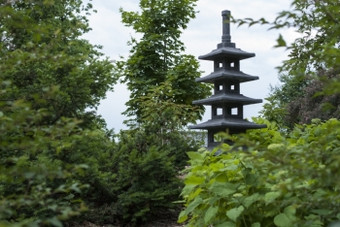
[0,84,88,226]
[179,118,340,226]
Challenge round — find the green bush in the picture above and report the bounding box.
[72,126,188,226]
[179,118,340,226]
[108,130,184,225]
[0,84,88,226]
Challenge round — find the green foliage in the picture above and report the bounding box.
[0,1,119,226]
[234,0,340,128]
[261,70,340,129]
[94,2,212,224]
[87,129,183,225]
[234,0,340,76]
[135,81,205,168]
[0,0,115,124]
[179,118,340,226]
[130,80,204,129]
[74,113,200,225]
[116,0,211,124]
[0,83,120,226]
[115,147,180,224]
[0,83,88,226]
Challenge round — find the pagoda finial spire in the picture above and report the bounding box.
[221,10,231,43]
[218,10,235,48]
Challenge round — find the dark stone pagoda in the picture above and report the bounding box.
[190,10,266,148]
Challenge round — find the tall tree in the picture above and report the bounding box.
[0,1,117,225]
[105,1,211,223]
[234,0,340,128]
[116,0,210,126]
[0,0,116,126]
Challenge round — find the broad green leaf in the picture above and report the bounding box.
[185,197,203,214]
[209,182,237,197]
[264,191,280,205]
[244,193,260,208]
[210,162,224,171]
[179,196,203,223]
[187,151,203,161]
[251,223,261,227]
[268,143,284,151]
[185,175,205,185]
[226,206,244,222]
[312,209,332,216]
[47,217,63,227]
[215,222,236,227]
[204,206,219,224]
[187,187,202,201]
[284,205,296,217]
[178,211,188,223]
[274,213,292,227]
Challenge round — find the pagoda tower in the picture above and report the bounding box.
[190,10,266,148]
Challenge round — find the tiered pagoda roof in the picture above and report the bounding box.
[192,93,262,105]
[190,10,266,148]
[196,70,259,83]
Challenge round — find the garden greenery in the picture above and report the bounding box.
[1,0,339,226]
[179,118,340,226]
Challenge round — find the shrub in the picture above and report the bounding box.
[179,118,340,226]
[0,84,88,226]
[109,130,184,225]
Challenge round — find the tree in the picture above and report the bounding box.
[0,82,89,226]
[0,1,118,225]
[116,0,211,125]
[100,79,206,225]
[263,70,340,128]
[0,82,119,226]
[98,1,211,224]
[0,0,116,126]
[234,0,340,128]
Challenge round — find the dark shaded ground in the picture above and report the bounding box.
[70,210,184,227]
[73,219,184,227]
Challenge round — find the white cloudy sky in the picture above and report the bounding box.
[83,0,296,132]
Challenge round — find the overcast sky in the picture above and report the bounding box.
[83,0,296,132]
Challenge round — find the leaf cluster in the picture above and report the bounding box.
[0,1,119,226]
[233,0,340,129]
[234,0,340,75]
[0,82,89,226]
[179,118,340,226]
[0,0,116,124]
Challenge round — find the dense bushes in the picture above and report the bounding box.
[0,85,88,226]
[0,1,117,225]
[0,1,202,225]
[0,83,193,226]
[179,118,340,226]
[81,126,199,225]
[110,138,182,224]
